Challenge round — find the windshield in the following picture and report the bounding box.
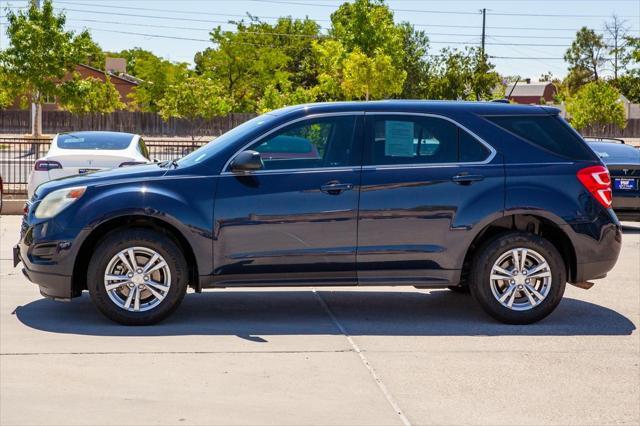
[177,114,277,167]
[57,133,134,150]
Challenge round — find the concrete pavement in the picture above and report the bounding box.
[0,214,638,425]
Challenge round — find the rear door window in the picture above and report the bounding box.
[459,129,490,162]
[365,115,491,165]
[485,115,596,160]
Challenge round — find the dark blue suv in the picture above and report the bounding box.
[14,101,622,325]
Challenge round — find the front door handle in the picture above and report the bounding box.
[451,174,484,185]
[321,181,353,195]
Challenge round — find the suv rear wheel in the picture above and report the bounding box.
[469,232,566,324]
[87,228,188,325]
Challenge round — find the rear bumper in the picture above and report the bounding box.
[568,210,622,282]
[575,258,619,281]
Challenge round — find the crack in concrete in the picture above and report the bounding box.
[312,289,412,426]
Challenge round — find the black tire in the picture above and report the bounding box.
[87,228,188,325]
[469,232,566,324]
[447,285,470,294]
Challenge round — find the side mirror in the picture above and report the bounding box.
[230,150,264,172]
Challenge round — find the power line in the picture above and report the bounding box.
[0,11,614,49]
[64,24,481,47]
[55,0,287,21]
[490,56,565,60]
[247,0,639,18]
[248,0,481,14]
[9,4,636,34]
[63,18,491,39]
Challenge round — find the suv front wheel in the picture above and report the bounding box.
[470,232,566,324]
[87,228,188,325]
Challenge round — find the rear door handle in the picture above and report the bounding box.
[451,174,484,185]
[321,181,353,195]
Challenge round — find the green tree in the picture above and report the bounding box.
[0,0,96,135]
[614,36,640,102]
[58,76,124,114]
[257,83,318,113]
[112,48,189,112]
[0,70,15,109]
[157,75,231,139]
[423,47,498,101]
[329,0,404,64]
[566,81,626,133]
[195,17,311,112]
[341,49,406,100]
[469,50,501,101]
[564,27,606,93]
[312,39,348,101]
[397,22,431,98]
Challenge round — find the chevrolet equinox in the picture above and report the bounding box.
[14,101,622,325]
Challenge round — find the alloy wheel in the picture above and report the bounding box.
[489,248,552,311]
[103,247,171,312]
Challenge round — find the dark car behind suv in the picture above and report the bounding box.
[585,137,640,221]
[14,101,622,325]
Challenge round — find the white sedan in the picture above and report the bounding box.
[27,131,151,198]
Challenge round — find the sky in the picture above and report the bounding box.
[1,0,639,80]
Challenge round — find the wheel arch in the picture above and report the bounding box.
[460,213,577,286]
[72,215,200,296]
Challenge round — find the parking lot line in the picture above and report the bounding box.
[313,289,412,426]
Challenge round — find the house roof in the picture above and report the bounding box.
[506,82,555,97]
[77,63,140,85]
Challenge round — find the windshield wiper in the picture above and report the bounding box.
[157,158,179,168]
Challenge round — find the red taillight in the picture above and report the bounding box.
[118,161,146,167]
[34,160,62,171]
[577,165,612,209]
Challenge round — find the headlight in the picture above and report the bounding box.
[34,186,86,219]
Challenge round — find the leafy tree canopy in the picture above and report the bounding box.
[564,27,607,92]
[58,75,124,114]
[329,0,404,64]
[111,48,189,112]
[341,49,406,100]
[157,75,232,138]
[0,0,97,105]
[566,81,626,132]
[194,16,317,112]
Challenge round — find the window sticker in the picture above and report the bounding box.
[385,120,415,157]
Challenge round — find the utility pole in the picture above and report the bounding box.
[481,8,486,57]
[31,0,42,138]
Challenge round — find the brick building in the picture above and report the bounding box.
[8,59,139,111]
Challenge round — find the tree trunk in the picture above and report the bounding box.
[31,102,42,137]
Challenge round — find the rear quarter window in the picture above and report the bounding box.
[485,115,596,161]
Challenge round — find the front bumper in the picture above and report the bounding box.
[14,201,84,300]
[14,241,75,300]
